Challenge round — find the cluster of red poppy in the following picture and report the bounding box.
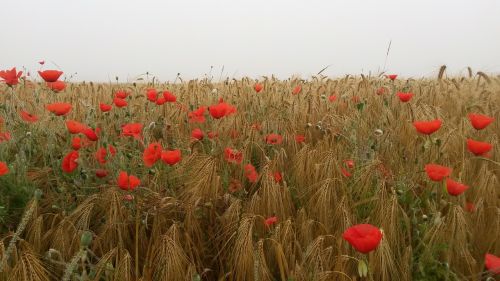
[39,70,66,92]
[340,75,497,272]
[143,142,181,167]
[146,89,177,105]
[417,113,494,197]
[467,113,494,157]
[1,68,499,275]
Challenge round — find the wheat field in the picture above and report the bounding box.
[0,67,499,280]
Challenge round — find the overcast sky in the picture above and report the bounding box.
[1,0,499,82]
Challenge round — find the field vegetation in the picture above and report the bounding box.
[0,66,498,280]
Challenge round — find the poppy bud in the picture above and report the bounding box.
[34,189,43,200]
[80,231,93,248]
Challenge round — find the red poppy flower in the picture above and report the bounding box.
[96,146,114,161]
[344,159,355,169]
[376,87,386,95]
[425,164,452,182]
[208,103,226,119]
[413,119,442,135]
[254,83,263,93]
[244,164,259,183]
[143,142,163,167]
[95,147,108,165]
[343,224,383,254]
[114,90,128,99]
[46,81,66,92]
[0,161,9,176]
[224,148,243,164]
[387,74,397,81]
[146,89,158,102]
[161,149,182,166]
[72,137,82,150]
[485,253,500,275]
[82,128,99,141]
[117,171,140,191]
[109,145,117,156]
[163,91,177,102]
[66,120,87,134]
[446,178,469,196]
[155,97,166,105]
[191,128,204,140]
[328,95,337,102]
[20,110,39,123]
[99,103,112,112]
[466,139,492,156]
[465,201,475,213]
[468,113,493,130]
[46,103,72,116]
[264,216,278,227]
[265,133,283,145]
[292,85,302,95]
[0,132,12,143]
[396,92,413,102]
[341,168,352,178]
[209,100,236,119]
[113,97,128,108]
[273,171,282,183]
[295,134,305,143]
[62,150,79,173]
[208,131,218,139]
[121,123,143,139]
[38,70,63,82]
[224,100,237,114]
[0,67,23,86]
[188,106,206,123]
[95,169,109,178]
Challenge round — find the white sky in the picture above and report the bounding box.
[1,0,499,82]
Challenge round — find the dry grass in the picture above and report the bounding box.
[0,70,499,280]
